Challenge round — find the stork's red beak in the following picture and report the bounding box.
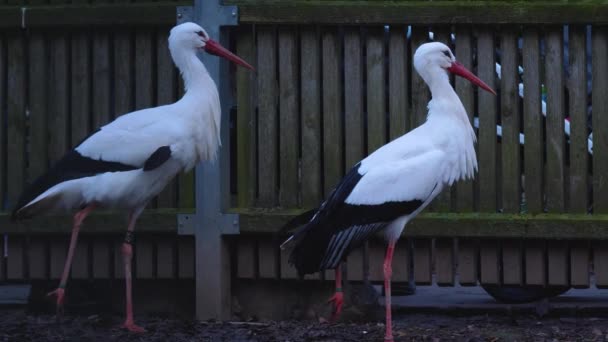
[447,61,496,95]
[204,39,255,71]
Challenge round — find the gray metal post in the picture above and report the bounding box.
[177,0,241,320]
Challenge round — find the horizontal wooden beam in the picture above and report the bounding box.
[0,2,189,29]
[232,208,608,239]
[0,209,194,234]
[226,1,608,25]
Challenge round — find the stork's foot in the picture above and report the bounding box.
[122,320,146,333]
[47,288,65,315]
[326,291,344,322]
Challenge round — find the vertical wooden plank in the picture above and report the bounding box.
[280,250,298,279]
[545,28,566,212]
[346,246,364,281]
[389,26,408,140]
[524,240,545,286]
[413,239,432,285]
[6,236,24,280]
[480,239,500,285]
[72,238,89,279]
[257,238,278,279]
[0,234,5,281]
[547,240,569,286]
[322,28,343,195]
[92,30,111,129]
[392,241,409,282]
[454,27,475,212]
[502,240,522,285]
[27,239,46,279]
[50,240,67,280]
[28,33,48,183]
[500,29,521,213]
[93,240,110,279]
[568,26,589,213]
[48,34,69,161]
[237,238,256,279]
[593,27,608,213]
[435,238,454,286]
[0,34,5,210]
[344,27,364,167]
[477,29,498,213]
[457,238,478,285]
[278,28,299,208]
[411,28,430,128]
[593,241,608,287]
[570,241,590,288]
[135,239,154,279]
[6,33,26,206]
[368,240,385,281]
[114,30,133,117]
[177,237,194,278]
[522,28,543,213]
[257,27,278,207]
[236,26,256,208]
[366,27,386,154]
[156,237,175,279]
[71,31,91,147]
[135,30,154,111]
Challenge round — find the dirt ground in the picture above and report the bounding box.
[2,309,608,342]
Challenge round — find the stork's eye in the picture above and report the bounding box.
[442,50,451,57]
[197,31,204,37]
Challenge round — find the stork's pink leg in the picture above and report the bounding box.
[47,204,96,314]
[326,263,344,322]
[121,209,145,333]
[383,241,396,342]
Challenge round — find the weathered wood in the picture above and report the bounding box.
[0,34,4,211]
[322,27,343,196]
[48,34,69,163]
[524,240,545,286]
[434,238,454,286]
[410,28,430,129]
[500,29,521,214]
[92,31,111,128]
[135,238,154,278]
[114,30,133,117]
[368,240,384,281]
[50,239,67,280]
[278,28,299,208]
[27,239,46,279]
[366,27,386,154]
[178,171,195,208]
[454,27,474,212]
[568,26,589,214]
[256,27,278,207]
[237,238,256,279]
[388,26,408,140]
[280,247,298,279]
[70,31,91,147]
[27,33,48,184]
[479,239,499,284]
[344,27,364,167]
[257,238,278,279]
[547,240,569,286]
[156,237,175,279]
[6,236,24,280]
[545,28,566,212]
[72,238,89,279]
[570,241,590,288]
[476,29,498,213]
[300,28,322,207]
[393,241,409,282]
[522,29,543,214]
[93,240,111,279]
[502,239,522,285]
[457,238,478,285]
[346,246,364,281]
[177,237,194,278]
[593,26,608,213]
[413,239,432,285]
[593,240,608,287]
[135,29,154,111]
[6,33,26,207]
[236,26,256,208]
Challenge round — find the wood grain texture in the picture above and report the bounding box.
[237,238,256,278]
[435,238,454,285]
[28,33,48,183]
[593,240,608,287]
[70,32,91,148]
[344,27,364,168]
[388,26,408,140]
[502,239,522,285]
[480,239,499,284]
[524,240,545,285]
[114,30,134,117]
[593,26,608,213]
[366,27,386,154]
[92,31,111,128]
[6,236,24,280]
[0,35,5,211]
[457,238,478,285]
[570,241,590,288]
[547,240,569,286]
[156,237,175,279]
[413,239,432,285]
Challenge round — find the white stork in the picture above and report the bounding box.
[11,22,253,332]
[281,42,495,342]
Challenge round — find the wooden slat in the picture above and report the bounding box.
[256,27,278,207]
[71,31,91,148]
[413,238,432,285]
[178,171,195,208]
[237,238,256,279]
[6,33,26,207]
[476,29,498,213]
[457,238,478,285]
[547,240,569,286]
[522,28,543,214]
[545,28,566,212]
[388,26,408,139]
[278,28,299,208]
[344,27,364,167]
[6,236,24,280]
[593,26,608,213]
[568,26,589,213]
[322,27,343,195]
[177,237,194,278]
[570,241,590,288]
[0,235,5,281]
[368,240,385,281]
[114,30,133,117]
[593,241,608,287]
[135,29,154,111]
[435,238,454,286]
[27,239,46,279]
[502,240,522,285]
[300,28,322,207]
[500,29,521,213]
[524,240,545,286]
[236,26,256,208]
[28,33,48,183]
[392,241,409,282]
[257,238,278,279]
[480,239,500,285]
[366,27,386,154]
[50,240,67,280]
[72,238,89,279]
[156,237,175,279]
[135,238,154,279]
[48,34,69,162]
[454,27,475,212]
[93,240,111,279]
[92,31,111,129]
[345,246,364,281]
[410,28,430,128]
[0,34,5,211]
[280,248,298,279]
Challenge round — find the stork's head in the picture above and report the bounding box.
[169,22,254,70]
[414,42,495,95]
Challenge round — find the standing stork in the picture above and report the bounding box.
[11,22,253,332]
[281,42,495,341]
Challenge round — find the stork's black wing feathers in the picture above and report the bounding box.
[143,146,172,171]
